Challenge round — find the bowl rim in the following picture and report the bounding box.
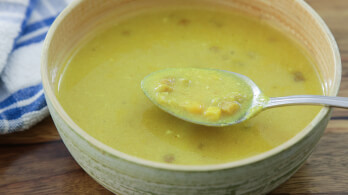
[41,0,341,172]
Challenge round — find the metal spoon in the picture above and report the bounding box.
[141,68,348,127]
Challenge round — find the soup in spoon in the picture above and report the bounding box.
[141,68,263,126]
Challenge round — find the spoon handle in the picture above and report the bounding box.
[265,95,348,108]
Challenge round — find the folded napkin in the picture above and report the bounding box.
[0,0,71,134]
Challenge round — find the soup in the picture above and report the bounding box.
[57,9,323,165]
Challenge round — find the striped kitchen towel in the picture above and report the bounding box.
[0,0,71,134]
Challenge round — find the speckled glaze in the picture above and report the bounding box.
[41,0,341,194]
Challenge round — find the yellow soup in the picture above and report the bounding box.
[141,68,255,125]
[57,9,323,165]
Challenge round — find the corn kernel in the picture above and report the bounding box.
[220,101,240,114]
[204,106,221,121]
[184,101,203,114]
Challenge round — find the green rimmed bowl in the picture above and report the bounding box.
[41,0,341,194]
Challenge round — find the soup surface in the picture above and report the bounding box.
[57,9,323,165]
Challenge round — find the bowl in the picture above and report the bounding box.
[41,0,341,194]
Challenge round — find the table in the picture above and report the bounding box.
[1,0,347,194]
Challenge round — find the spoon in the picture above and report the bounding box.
[141,68,347,127]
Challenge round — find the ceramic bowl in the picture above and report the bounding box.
[41,0,341,194]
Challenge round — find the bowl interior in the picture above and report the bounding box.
[42,0,341,170]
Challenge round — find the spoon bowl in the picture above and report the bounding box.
[141,68,269,126]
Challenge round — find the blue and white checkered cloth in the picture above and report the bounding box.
[0,0,71,134]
